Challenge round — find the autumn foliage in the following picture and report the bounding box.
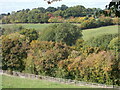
[1,23,120,86]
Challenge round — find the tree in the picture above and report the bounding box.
[40,23,83,46]
[37,7,46,13]
[106,1,120,17]
[62,5,86,18]
[57,4,68,11]
[46,7,57,12]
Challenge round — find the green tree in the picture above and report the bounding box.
[57,4,68,11]
[62,5,86,18]
[46,7,57,12]
[40,23,82,46]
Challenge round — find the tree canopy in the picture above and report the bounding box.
[40,23,83,46]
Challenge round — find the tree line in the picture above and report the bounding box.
[1,5,102,24]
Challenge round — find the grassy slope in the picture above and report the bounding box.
[2,75,89,88]
[82,25,118,40]
[2,24,118,41]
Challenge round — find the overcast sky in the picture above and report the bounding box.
[0,0,111,14]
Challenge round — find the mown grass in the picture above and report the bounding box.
[2,24,118,41]
[2,75,90,88]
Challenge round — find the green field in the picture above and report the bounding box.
[82,25,118,40]
[1,75,90,88]
[2,23,52,32]
[2,24,118,41]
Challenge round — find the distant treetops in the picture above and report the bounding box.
[44,0,120,17]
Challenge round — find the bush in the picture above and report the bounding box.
[20,29,39,42]
[48,16,64,23]
[25,40,71,76]
[112,17,120,25]
[40,23,83,46]
[57,51,119,85]
[96,17,113,26]
[79,51,119,85]
[80,17,97,29]
[85,34,118,50]
[2,33,29,71]
[108,37,120,52]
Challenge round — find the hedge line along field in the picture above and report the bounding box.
[2,24,118,41]
[2,75,90,88]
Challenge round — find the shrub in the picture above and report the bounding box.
[57,51,119,85]
[112,17,120,25]
[40,23,83,46]
[20,29,39,42]
[2,33,29,71]
[25,40,71,76]
[80,51,119,85]
[74,39,84,50]
[108,37,120,52]
[48,16,64,23]
[85,34,118,50]
[75,17,88,23]
[96,17,113,26]
[80,17,97,29]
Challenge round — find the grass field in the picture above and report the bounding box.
[2,24,118,41]
[2,23,52,32]
[82,25,118,40]
[1,75,90,88]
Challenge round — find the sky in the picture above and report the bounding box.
[0,0,112,14]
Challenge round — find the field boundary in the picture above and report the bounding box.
[0,70,120,89]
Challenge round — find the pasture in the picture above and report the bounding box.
[82,25,118,40]
[2,24,118,41]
